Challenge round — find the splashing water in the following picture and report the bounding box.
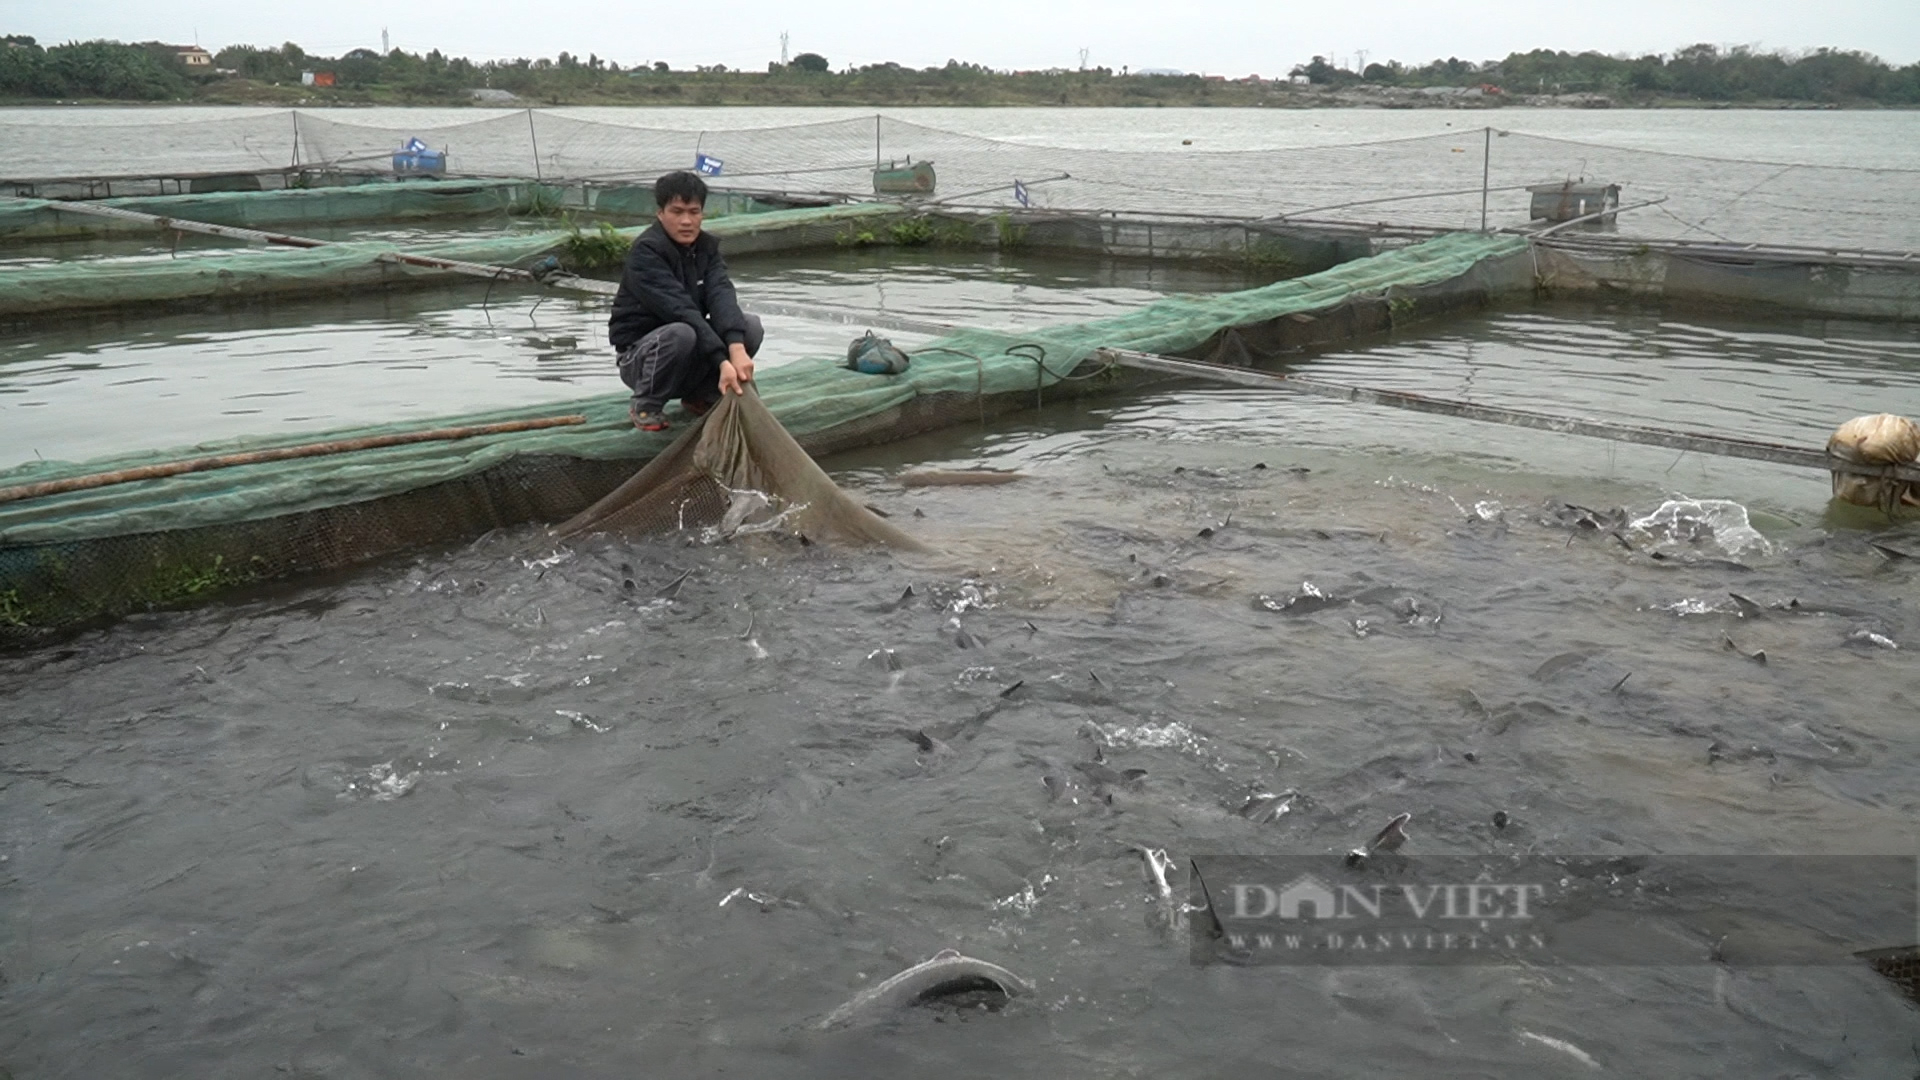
[1629,497,1773,557]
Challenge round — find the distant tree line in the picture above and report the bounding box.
[0,36,195,99]
[1325,45,1920,103]
[1,34,1917,106]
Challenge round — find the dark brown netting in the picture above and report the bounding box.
[555,388,930,551]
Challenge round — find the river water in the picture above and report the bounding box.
[3,108,1920,1077]
[4,105,1917,165]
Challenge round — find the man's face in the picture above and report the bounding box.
[657,196,704,245]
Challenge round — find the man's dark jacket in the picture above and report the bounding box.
[607,222,749,357]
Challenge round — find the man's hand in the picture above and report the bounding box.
[719,343,755,395]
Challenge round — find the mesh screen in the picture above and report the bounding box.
[1859,946,1920,1005]
[6,111,1914,251]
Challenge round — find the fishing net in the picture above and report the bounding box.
[8,111,1918,253]
[555,387,928,550]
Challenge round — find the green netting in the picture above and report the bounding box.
[0,180,534,241]
[0,202,905,318]
[0,231,1527,634]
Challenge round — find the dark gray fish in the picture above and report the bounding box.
[1238,789,1298,823]
[1775,597,1871,618]
[998,680,1025,699]
[1075,761,1148,787]
[1369,812,1411,852]
[899,470,1027,488]
[656,568,692,600]
[1866,540,1914,561]
[1562,503,1629,532]
[877,584,916,612]
[1532,651,1592,680]
[1727,592,1766,618]
[817,949,1035,1030]
[954,627,984,650]
[1081,725,1107,763]
[1131,844,1175,900]
[1253,582,1346,615]
[1347,812,1411,866]
[907,729,951,755]
[1647,552,1752,572]
[1042,772,1081,804]
[1386,594,1443,627]
[1721,634,1767,665]
[868,648,903,672]
[1845,628,1899,651]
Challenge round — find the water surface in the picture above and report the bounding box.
[3,392,1917,1077]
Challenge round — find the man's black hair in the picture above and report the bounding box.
[654,170,709,209]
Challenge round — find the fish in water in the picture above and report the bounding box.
[1253,581,1347,615]
[1238,789,1298,823]
[1132,845,1175,900]
[1532,651,1592,681]
[1075,761,1148,788]
[907,729,952,756]
[818,949,1035,1030]
[899,470,1028,488]
[1346,812,1411,866]
[1775,597,1871,618]
[1845,629,1899,650]
[656,568,693,600]
[719,490,774,536]
[1042,771,1082,804]
[1866,540,1914,561]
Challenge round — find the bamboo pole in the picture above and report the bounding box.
[0,415,588,506]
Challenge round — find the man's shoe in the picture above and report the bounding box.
[629,402,669,433]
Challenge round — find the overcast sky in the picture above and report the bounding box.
[5,0,1917,73]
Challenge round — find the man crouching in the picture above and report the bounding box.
[608,170,762,432]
